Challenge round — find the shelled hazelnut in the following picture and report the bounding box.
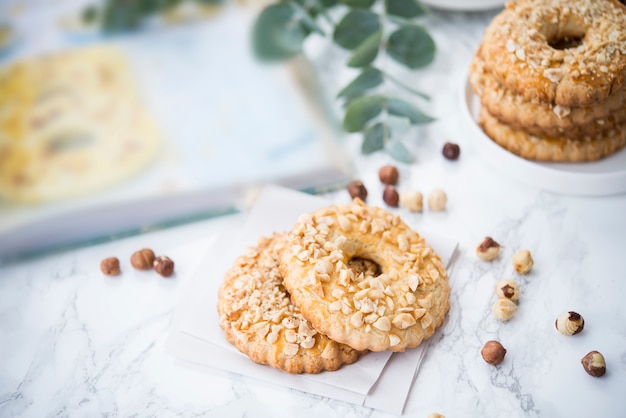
[476,237,501,261]
[378,165,399,185]
[100,257,121,276]
[399,190,423,212]
[442,142,460,160]
[581,351,606,377]
[495,280,520,301]
[481,340,507,365]
[131,248,155,270]
[383,186,399,207]
[492,298,517,321]
[427,413,446,418]
[512,249,533,274]
[347,180,368,201]
[154,255,175,277]
[555,311,585,336]
[427,189,447,211]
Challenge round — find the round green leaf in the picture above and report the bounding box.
[347,30,382,68]
[385,0,426,18]
[339,0,376,9]
[333,10,380,50]
[290,2,324,36]
[387,24,436,69]
[362,122,387,154]
[387,98,435,124]
[385,139,413,163]
[343,95,385,132]
[337,67,383,100]
[253,4,307,61]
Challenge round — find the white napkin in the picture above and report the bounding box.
[165,185,458,415]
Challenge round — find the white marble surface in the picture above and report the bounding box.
[2,5,626,418]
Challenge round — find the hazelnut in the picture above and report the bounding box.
[581,351,606,377]
[427,414,446,418]
[427,188,447,211]
[481,340,507,365]
[399,190,423,212]
[100,257,120,276]
[442,142,460,160]
[495,279,520,301]
[154,255,175,277]
[382,186,399,207]
[512,249,533,274]
[131,248,155,270]
[555,311,584,336]
[347,180,368,201]
[492,298,517,321]
[476,237,501,261]
[378,165,399,185]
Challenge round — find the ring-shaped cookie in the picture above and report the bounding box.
[280,200,450,352]
[478,0,626,107]
[470,57,626,138]
[217,233,363,374]
[479,106,626,162]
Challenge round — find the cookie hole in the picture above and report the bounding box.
[347,257,381,277]
[547,21,585,50]
[549,35,584,50]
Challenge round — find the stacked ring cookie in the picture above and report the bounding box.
[469,0,626,162]
[217,233,363,374]
[279,199,451,352]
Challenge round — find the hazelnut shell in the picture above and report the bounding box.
[347,180,368,201]
[100,257,121,276]
[555,311,584,336]
[131,248,155,270]
[154,255,175,277]
[481,340,507,365]
[378,165,399,185]
[581,351,606,377]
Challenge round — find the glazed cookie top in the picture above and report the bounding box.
[217,233,363,374]
[478,0,626,107]
[280,200,451,352]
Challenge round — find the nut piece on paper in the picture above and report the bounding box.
[383,186,399,207]
[378,165,399,185]
[400,190,423,212]
[481,340,507,365]
[512,249,533,274]
[428,189,447,211]
[555,311,584,336]
[476,236,501,261]
[347,180,368,201]
[581,351,606,377]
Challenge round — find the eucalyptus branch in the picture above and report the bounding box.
[381,70,430,101]
[81,0,223,32]
[83,0,435,162]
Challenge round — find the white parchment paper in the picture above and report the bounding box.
[166,185,458,414]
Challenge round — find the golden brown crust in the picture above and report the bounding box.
[479,106,626,162]
[280,200,450,352]
[470,55,626,139]
[217,233,363,374]
[478,0,626,107]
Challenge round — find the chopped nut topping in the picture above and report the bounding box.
[373,316,391,332]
